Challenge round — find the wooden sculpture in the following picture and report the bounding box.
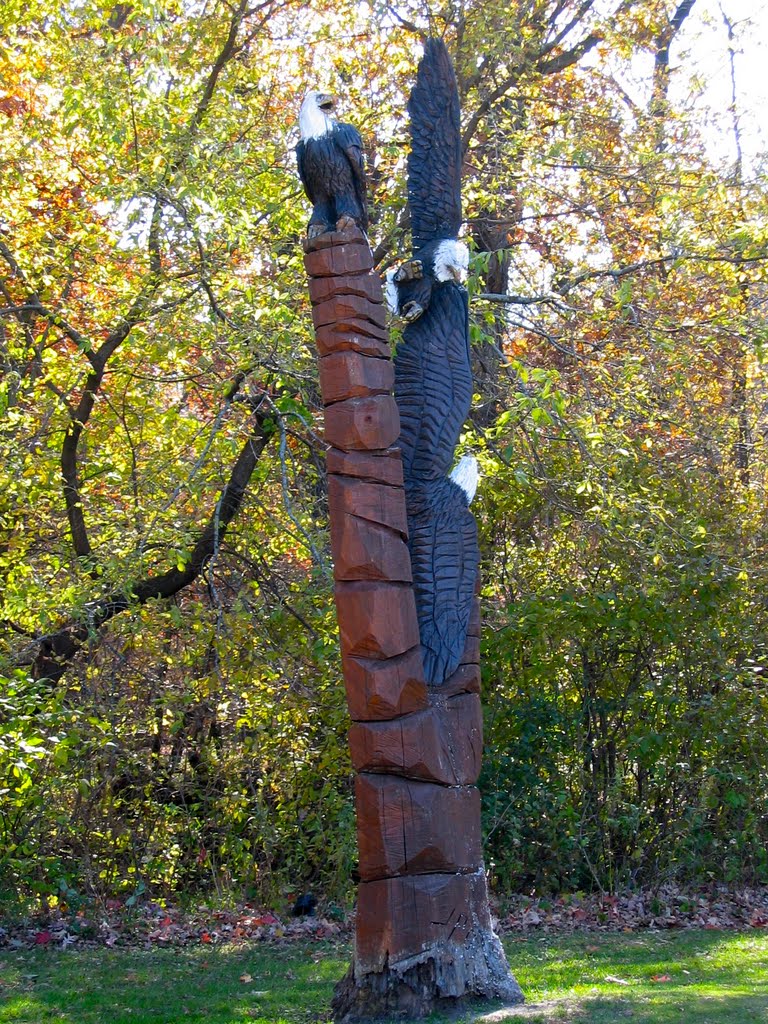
[297,91,368,239]
[298,40,523,1021]
[388,39,478,687]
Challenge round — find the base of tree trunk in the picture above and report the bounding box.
[331,925,524,1022]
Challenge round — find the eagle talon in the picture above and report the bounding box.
[394,259,423,283]
[401,301,424,322]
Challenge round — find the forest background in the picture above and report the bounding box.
[1,0,767,917]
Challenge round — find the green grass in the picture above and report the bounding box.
[0,931,766,1023]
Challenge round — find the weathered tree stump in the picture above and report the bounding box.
[303,226,523,1020]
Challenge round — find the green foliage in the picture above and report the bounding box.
[1,932,768,1023]
[0,592,354,913]
[2,0,768,909]
[478,390,768,893]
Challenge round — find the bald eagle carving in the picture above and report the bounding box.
[296,91,368,238]
[385,39,469,322]
[392,39,479,686]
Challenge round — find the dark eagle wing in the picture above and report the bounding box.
[295,140,316,204]
[394,283,472,481]
[333,122,368,230]
[407,37,462,250]
[407,477,479,685]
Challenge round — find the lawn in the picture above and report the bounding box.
[0,930,766,1023]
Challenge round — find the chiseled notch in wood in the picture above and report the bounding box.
[348,692,483,785]
[319,350,394,404]
[355,774,482,880]
[303,242,374,278]
[330,513,413,583]
[325,447,404,487]
[354,870,491,973]
[312,293,387,330]
[315,323,391,359]
[335,581,421,660]
[328,475,408,536]
[309,270,384,306]
[342,646,427,721]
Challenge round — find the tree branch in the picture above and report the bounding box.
[28,413,274,686]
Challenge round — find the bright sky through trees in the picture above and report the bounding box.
[672,1,767,167]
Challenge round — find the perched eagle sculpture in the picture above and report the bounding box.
[385,38,469,321]
[296,91,368,238]
[392,39,480,686]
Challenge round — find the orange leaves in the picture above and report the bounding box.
[0,93,28,118]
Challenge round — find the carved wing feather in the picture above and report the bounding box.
[333,122,368,230]
[395,285,475,686]
[407,37,462,249]
[408,478,479,685]
[394,283,471,481]
[295,140,315,204]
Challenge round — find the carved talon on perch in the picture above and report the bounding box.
[393,259,424,283]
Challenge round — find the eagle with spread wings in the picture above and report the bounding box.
[392,38,479,686]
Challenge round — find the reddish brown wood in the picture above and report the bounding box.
[320,315,388,341]
[328,476,408,536]
[304,225,522,1020]
[323,395,400,451]
[439,662,481,698]
[468,596,481,637]
[313,294,387,330]
[355,774,481,880]
[304,243,373,278]
[348,692,483,785]
[302,226,363,251]
[331,514,412,583]
[326,448,404,487]
[458,633,480,665]
[354,870,491,973]
[315,323,391,359]
[335,582,421,660]
[342,647,427,721]
[319,351,394,404]
[309,271,383,306]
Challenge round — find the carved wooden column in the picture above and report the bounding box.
[303,225,522,1020]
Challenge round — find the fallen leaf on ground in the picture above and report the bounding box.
[239,974,253,984]
[651,974,672,982]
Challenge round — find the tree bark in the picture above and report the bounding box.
[303,227,522,1020]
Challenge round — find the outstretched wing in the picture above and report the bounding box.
[295,140,315,204]
[333,121,368,230]
[407,37,462,250]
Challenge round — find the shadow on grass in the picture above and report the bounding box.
[467,991,768,1023]
[0,930,766,1024]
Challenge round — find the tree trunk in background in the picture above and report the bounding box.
[302,226,522,1020]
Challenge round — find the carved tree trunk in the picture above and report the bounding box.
[303,226,523,1020]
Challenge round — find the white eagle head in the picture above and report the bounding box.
[299,90,336,141]
[434,239,470,284]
